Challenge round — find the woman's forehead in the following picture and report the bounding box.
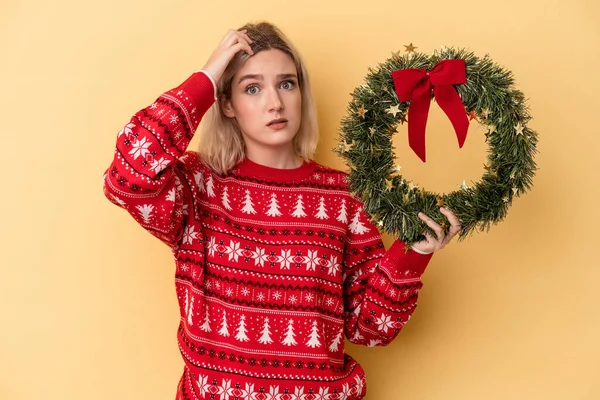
[235,49,296,78]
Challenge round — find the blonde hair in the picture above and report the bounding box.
[198,22,319,175]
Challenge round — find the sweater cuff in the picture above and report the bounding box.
[382,239,434,278]
[175,71,217,115]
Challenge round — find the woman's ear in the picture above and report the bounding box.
[220,95,235,118]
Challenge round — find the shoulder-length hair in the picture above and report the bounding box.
[198,22,319,175]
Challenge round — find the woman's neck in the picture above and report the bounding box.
[244,147,303,169]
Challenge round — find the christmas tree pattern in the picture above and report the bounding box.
[265,193,282,217]
[282,319,297,346]
[200,305,211,332]
[306,320,322,348]
[328,329,343,352]
[194,171,205,193]
[315,197,329,219]
[135,204,154,223]
[348,208,371,234]
[184,290,191,325]
[336,199,348,223]
[241,189,257,214]
[206,175,215,197]
[291,194,307,218]
[187,295,195,326]
[235,315,250,342]
[166,188,176,202]
[258,317,273,344]
[218,310,230,337]
[221,186,232,210]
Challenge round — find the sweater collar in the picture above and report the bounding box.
[232,157,317,183]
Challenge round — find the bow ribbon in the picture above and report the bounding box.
[391,59,469,162]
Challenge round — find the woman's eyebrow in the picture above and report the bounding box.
[238,73,298,85]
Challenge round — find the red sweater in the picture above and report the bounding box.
[103,71,433,400]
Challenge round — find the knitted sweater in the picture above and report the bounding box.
[102,71,433,400]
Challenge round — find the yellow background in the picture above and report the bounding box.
[1,0,599,399]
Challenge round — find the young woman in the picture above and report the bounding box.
[103,22,461,400]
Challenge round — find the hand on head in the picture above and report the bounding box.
[203,29,254,83]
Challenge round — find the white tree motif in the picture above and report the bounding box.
[218,310,230,337]
[200,306,211,332]
[282,319,297,346]
[187,295,195,326]
[135,204,154,223]
[194,171,206,193]
[351,329,364,342]
[315,197,329,219]
[329,329,343,352]
[241,189,257,214]
[235,315,249,342]
[166,188,176,202]
[184,290,189,320]
[206,175,215,197]
[291,194,307,218]
[336,199,348,223]
[265,193,282,217]
[221,186,232,210]
[258,317,273,344]
[348,208,371,234]
[306,320,322,348]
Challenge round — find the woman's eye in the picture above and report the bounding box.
[281,80,296,90]
[245,85,259,95]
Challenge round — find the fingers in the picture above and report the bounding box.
[416,207,463,251]
[439,207,462,243]
[236,29,254,46]
[223,29,254,55]
[418,211,444,241]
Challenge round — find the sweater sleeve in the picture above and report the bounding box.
[102,71,216,248]
[342,201,434,347]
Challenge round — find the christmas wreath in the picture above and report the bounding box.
[335,44,537,246]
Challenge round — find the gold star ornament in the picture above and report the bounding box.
[356,105,367,119]
[404,43,418,53]
[386,104,401,117]
[515,122,525,135]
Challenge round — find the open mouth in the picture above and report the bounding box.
[267,118,288,126]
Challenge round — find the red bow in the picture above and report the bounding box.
[391,59,469,162]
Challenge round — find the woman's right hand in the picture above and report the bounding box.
[202,29,254,84]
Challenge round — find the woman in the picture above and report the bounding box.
[103,21,461,399]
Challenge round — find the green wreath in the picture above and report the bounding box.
[335,45,538,247]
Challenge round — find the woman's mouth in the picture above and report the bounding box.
[267,119,288,130]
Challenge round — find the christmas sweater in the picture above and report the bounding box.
[102,71,434,400]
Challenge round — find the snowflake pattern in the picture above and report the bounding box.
[375,313,395,333]
[128,137,152,160]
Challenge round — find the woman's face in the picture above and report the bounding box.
[222,49,302,155]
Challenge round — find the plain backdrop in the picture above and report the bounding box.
[1,0,599,399]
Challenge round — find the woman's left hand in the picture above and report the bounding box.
[410,207,462,254]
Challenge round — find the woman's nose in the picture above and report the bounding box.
[267,88,283,111]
